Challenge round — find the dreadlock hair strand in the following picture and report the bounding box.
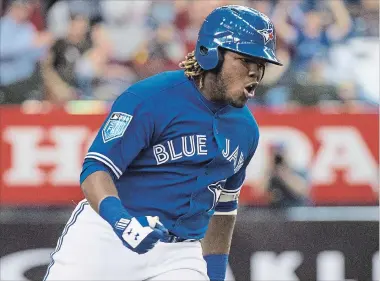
[179,51,205,88]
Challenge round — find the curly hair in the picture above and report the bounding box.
[179,51,205,88]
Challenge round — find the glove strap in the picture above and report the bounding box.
[99,196,131,228]
[204,254,228,281]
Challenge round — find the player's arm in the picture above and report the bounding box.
[201,180,242,257]
[201,176,240,281]
[80,91,148,211]
[201,212,236,281]
[81,171,118,212]
[80,91,168,254]
[202,131,259,281]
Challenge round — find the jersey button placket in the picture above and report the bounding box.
[213,114,219,135]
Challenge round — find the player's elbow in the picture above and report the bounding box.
[80,158,119,207]
[80,170,110,192]
[214,193,239,215]
[80,170,119,212]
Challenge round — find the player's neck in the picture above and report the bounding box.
[193,76,210,102]
[196,73,223,104]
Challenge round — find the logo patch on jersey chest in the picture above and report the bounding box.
[102,112,133,143]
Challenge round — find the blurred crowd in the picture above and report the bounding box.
[0,0,379,109]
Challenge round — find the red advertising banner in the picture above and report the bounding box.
[0,106,378,206]
[241,108,379,206]
[0,106,105,205]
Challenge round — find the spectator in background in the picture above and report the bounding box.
[272,0,352,85]
[333,80,378,111]
[262,143,310,208]
[0,0,53,104]
[349,0,379,38]
[28,0,45,31]
[99,0,151,63]
[74,23,136,101]
[46,0,102,38]
[325,0,379,106]
[133,1,186,78]
[41,14,92,103]
[175,0,242,53]
[246,0,292,108]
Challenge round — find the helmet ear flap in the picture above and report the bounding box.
[195,44,223,71]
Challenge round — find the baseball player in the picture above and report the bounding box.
[44,5,282,281]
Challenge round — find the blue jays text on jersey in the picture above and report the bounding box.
[80,70,260,240]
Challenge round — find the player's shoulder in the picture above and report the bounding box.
[237,105,259,132]
[126,70,189,101]
[112,70,189,111]
[240,106,260,155]
[237,105,260,142]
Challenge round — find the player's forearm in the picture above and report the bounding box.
[202,215,236,281]
[202,214,236,255]
[81,170,119,213]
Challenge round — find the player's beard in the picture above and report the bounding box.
[214,68,246,108]
[212,72,228,104]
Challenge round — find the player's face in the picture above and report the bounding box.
[214,50,266,108]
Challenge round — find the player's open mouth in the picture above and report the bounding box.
[244,82,258,99]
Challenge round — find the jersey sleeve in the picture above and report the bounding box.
[214,130,260,214]
[80,91,153,183]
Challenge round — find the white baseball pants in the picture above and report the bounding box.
[44,199,209,281]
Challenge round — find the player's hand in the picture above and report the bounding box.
[113,215,169,254]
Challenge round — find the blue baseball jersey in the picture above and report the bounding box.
[80,70,259,239]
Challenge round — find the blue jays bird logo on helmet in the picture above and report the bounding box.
[256,28,274,44]
[255,10,275,44]
[195,5,283,70]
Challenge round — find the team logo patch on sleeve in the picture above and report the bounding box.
[102,112,133,143]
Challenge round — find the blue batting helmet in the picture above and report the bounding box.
[195,5,282,70]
